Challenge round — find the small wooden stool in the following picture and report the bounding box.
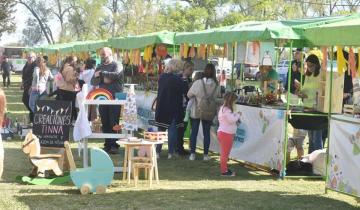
[133,162,154,187]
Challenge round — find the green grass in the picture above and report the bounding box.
[1,75,360,210]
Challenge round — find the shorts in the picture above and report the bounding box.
[288,129,306,151]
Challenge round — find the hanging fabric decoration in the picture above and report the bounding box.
[189,44,196,58]
[198,44,206,60]
[337,46,347,75]
[123,51,130,65]
[321,47,327,71]
[207,44,215,57]
[348,48,356,78]
[223,43,228,58]
[135,49,141,66]
[180,44,184,58]
[139,59,144,73]
[183,43,189,58]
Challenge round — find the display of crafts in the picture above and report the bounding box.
[264,93,277,105]
[127,137,142,142]
[86,88,114,100]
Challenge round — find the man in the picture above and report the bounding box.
[259,59,279,94]
[177,61,194,156]
[285,49,306,162]
[1,57,12,88]
[285,48,304,94]
[22,52,36,123]
[91,47,124,154]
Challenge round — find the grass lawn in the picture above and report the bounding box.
[0,75,359,210]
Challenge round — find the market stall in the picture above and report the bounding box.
[109,30,176,90]
[174,14,354,178]
[303,14,360,198]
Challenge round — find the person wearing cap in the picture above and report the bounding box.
[285,49,306,162]
[259,56,279,93]
[298,54,324,154]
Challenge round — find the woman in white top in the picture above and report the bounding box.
[79,58,96,92]
[187,63,220,161]
[29,57,53,112]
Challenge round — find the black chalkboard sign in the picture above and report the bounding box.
[33,100,72,147]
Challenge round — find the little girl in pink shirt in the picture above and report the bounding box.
[217,92,241,177]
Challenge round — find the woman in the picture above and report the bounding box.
[217,92,241,176]
[187,63,220,161]
[0,88,6,179]
[29,57,53,112]
[79,58,96,91]
[299,54,323,154]
[155,59,186,159]
[219,70,227,96]
[55,56,79,120]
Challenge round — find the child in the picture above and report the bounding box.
[184,71,204,122]
[0,88,6,179]
[217,92,241,177]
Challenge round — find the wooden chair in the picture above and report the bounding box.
[130,132,166,187]
[133,161,154,187]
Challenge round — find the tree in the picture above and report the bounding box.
[0,0,16,38]
[17,0,55,44]
[21,18,44,46]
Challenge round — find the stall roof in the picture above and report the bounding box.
[174,15,349,46]
[73,40,109,52]
[109,31,175,49]
[304,14,360,46]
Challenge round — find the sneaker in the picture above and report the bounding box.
[189,153,195,161]
[168,154,172,159]
[203,155,210,161]
[221,170,236,177]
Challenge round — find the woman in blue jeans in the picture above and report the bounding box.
[187,64,219,161]
[29,57,53,112]
[155,59,187,159]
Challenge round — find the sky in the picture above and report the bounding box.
[0,4,59,46]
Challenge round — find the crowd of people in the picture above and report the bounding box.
[0,47,341,179]
[154,59,241,176]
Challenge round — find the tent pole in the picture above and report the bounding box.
[282,40,293,179]
[325,46,334,194]
[231,42,236,91]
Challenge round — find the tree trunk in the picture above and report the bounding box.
[18,1,54,44]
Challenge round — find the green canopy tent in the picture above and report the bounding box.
[174,16,348,46]
[73,40,109,52]
[174,15,355,179]
[302,13,360,199]
[304,14,360,46]
[109,30,175,49]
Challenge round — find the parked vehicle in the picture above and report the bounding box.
[277,60,290,83]
[235,63,260,80]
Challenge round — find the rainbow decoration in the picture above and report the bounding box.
[86,88,114,100]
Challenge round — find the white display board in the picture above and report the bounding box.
[328,116,360,197]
